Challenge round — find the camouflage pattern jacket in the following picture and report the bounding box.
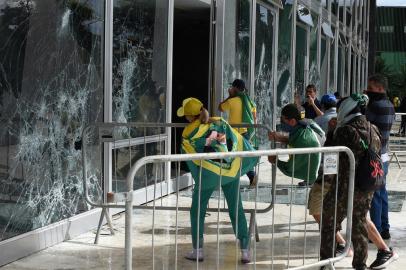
[331,115,381,193]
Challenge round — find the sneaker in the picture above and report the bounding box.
[380,229,391,240]
[241,249,251,264]
[185,249,204,262]
[248,175,258,188]
[369,247,399,269]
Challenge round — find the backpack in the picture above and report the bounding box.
[355,123,385,191]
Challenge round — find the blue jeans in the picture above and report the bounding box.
[370,161,390,232]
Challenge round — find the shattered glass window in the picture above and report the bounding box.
[0,0,104,240]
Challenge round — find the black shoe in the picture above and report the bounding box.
[380,229,391,240]
[370,247,399,269]
[298,181,308,187]
[336,243,345,255]
[248,174,258,187]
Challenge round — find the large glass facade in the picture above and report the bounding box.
[0,0,104,241]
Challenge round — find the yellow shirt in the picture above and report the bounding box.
[220,97,256,134]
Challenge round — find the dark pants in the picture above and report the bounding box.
[320,183,374,269]
[370,161,390,232]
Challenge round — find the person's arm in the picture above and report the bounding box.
[218,98,230,112]
[268,131,289,144]
[308,96,324,116]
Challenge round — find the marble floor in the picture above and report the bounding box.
[2,157,406,270]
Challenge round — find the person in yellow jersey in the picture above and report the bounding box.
[177,97,258,264]
[218,79,258,187]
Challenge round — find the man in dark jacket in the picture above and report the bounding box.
[365,74,395,240]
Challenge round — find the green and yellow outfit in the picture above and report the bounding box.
[181,117,258,249]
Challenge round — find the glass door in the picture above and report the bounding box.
[109,0,171,198]
[254,2,277,146]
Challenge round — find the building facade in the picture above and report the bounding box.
[375,6,406,96]
[0,0,370,265]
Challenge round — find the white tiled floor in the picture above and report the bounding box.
[2,157,406,270]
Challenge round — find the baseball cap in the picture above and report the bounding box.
[321,94,337,105]
[177,97,203,117]
[230,79,246,91]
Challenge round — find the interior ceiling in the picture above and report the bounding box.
[175,0,211,10]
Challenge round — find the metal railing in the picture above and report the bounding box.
[122,146,355,270]
[81,122,272,244]
[389,113,406,168]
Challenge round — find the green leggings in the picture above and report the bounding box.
[190,180,249,249]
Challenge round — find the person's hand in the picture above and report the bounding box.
[269,131,287,143]
[268,131,278,141]
[307,95,315,106]
[328,117,337,130]
[268,155,277,164]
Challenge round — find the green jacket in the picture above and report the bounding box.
[277,120,325,184]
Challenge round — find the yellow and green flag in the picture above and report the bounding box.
[181,117,259,190]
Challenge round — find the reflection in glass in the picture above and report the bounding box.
[338,46,344,95]
[223,0,250,98]
[295,25,307,97]
[297,5,314,27]
[309,14,320,94]
[0,0,104,240]
[112,0,168,127]
[320,36,328,92]
[277,4,293,118]
[254,4,274,147]
[329,27,336,91]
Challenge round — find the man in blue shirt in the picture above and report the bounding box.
[365,74,395,241]
[314,94,337,133]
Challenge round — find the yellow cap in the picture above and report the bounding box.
[177,98,203,117]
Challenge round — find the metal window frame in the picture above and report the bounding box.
[103,0,175,200]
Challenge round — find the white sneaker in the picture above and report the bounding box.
[185,248,204,262]
[241,249,251,264]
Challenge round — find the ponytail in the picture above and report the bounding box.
[199,108,210,124]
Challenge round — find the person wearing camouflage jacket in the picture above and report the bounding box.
[319,94,381,270]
